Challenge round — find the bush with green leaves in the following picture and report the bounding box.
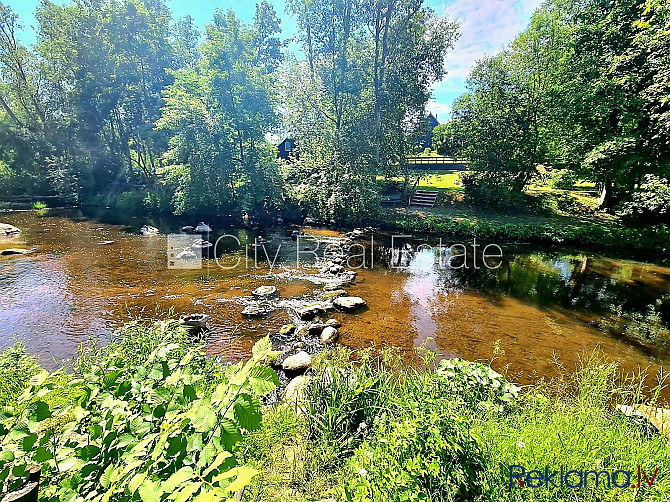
[391,214,670,254]
[0,326,278,501]
[617,175,670,225]
[461,172,527,208]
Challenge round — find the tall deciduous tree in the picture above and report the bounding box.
[157,5,283,216]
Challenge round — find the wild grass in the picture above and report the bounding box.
[243,347,670,502]
[2,326,670,501]
[0,341,41,406]
[475,352,670,501]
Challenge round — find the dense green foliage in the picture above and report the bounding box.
[241,346,670,501]
[391,214,670,253]
[445,0,670,220]
[0,321,278,501]
[0,342,40,407]
[1,0,669,230]
[0,0,457,222]
[1,327,669,500]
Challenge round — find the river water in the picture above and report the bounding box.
[1,209,669,388]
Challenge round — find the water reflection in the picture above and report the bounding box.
[0,209,669,389]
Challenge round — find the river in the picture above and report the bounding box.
[1,209,669,389]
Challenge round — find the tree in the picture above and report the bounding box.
[157,7,282,216]
[284,0,458,215]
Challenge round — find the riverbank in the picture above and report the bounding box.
[8,197,669,260]
[383,206,670,258]
[0,321,668,501]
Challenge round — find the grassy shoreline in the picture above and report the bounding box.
[383,211,670,257]
[0,321,669,501]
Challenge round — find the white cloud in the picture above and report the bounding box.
[428,0,542,116]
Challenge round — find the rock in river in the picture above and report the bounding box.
[321,289,347,300]
[0,248,31,256]
[282,351,312,372]
[333,296,366,311]
[321,326,338,344]
[242,305,270,317]
[0,223,20,236]
[252,285,277,297]
[325,318,341,328]
[279,324,296,336]
[308,322,325,336]
[298,303,325,320]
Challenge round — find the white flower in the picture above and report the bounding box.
[516,441,526,449]
[357,468,368,477]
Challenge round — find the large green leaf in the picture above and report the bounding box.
[139,478,164,502]
[213,465,258,495]
[251,336,272,360]
[248,366,279,396]
[163,467,194,492]
[233,395,261,431]
[217,419,242,451]
[191,402,217,433]
[26,400,52,422]
[169,482,201,502]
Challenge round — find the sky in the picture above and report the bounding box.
[8,0,542,122]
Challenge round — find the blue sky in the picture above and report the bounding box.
[8,0,541,121]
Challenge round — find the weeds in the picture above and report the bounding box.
[2,327,670,501]
[0,341,40,406]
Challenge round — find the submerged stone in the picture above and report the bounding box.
[252,285,277,297]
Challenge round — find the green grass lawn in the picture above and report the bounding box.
[416,170,464,191]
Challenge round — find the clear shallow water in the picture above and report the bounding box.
[1,209,669,389]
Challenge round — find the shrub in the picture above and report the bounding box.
[343,406,487,502]
[617,175,670,225]
[113,190,148,214]
[340,359,514,502]
[0,324,278,501]
[461,172,526,208]
[548,169,581,190]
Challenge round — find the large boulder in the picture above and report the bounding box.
[321,326,338,344]
[333,296,366,311]
[0,223,20,236]
[282,351,312,372]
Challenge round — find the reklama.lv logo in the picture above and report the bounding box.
[510,465,659,489]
